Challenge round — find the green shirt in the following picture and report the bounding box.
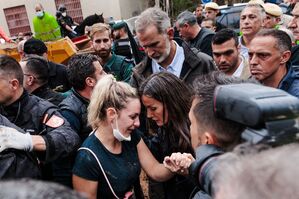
[104,53,133,82]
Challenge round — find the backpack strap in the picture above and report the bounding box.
[78,147,120,199]
[193,28,215,50]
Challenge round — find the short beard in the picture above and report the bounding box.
[96,48,111,59]
[229,57,240,74]
[153,40,171,64]
[114,34,120,40]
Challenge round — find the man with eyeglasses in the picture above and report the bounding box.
[0,55,80,185]
[19,55,65,106]
[23,38,70,93]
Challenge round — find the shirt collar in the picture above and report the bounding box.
[104,53,116,69]
[232,56,245,77]
[151,41,185,77]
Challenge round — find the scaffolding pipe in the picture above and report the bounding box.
[155,0,160,7]
[165,0,170,14]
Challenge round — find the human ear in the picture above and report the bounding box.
[167,27,174,40]
[276,17,281,24]
[203,132,217,145]
[280,50,291,64]
[28,76,35,86]
[10,79,21,90]
[106,107,117,122]
[85,77,96,87]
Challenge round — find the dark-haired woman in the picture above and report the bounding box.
[139,72,197,199]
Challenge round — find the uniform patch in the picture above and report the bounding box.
[43,114,64,128]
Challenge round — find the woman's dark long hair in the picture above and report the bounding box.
[139,72,193,153]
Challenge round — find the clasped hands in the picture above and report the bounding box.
[163,152,195,176]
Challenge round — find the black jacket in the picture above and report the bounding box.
[291,45,299,66]
[0,114,41,179]
[48,61,70,92]
[215,21,227,32]
[189,28,215,57]
[131,41,216,199]
[0,90,80,163]
[131,41,216,88]
[32,84,65,106]
[56,89,92,187]
[59,88,91,142]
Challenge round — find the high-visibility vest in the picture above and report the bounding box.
[33,12,62,42]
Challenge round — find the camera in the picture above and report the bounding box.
[189,83,299,197]
[214,83,299,146]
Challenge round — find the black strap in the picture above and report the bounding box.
[78,147,120,199]
[193,29,214,50]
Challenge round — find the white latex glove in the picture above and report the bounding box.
[72,30,77,35]
[0,125,33,152]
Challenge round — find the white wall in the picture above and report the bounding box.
[118,0,147,19]
[0,0,57,36]
[0,0,148,37]
[80,0,122,21]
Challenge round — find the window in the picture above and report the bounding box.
[217,5,246,33]
[4,5,31,36]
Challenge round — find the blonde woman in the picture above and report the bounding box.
[72,75,175,199]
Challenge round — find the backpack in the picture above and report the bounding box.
[192,28,215,51]
[114,39,133,59]
[0,115,41,179]
[0,149,41,179]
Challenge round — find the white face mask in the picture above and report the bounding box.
[62,12,67,17]
[112,118,131,142]
[36,11,44,18]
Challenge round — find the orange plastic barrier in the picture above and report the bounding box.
[0,37,78,64]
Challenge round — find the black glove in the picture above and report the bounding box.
[189,144,224,194]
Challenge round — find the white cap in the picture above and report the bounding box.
[205,2,220,10]
[263,3,283,17]
[248,0,265,6]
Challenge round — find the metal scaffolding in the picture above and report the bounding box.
[155,0,170,14]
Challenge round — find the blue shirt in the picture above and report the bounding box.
[152,41,185,77]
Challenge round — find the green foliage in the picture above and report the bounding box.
[170,0,197,20]
[150,0,198,21]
